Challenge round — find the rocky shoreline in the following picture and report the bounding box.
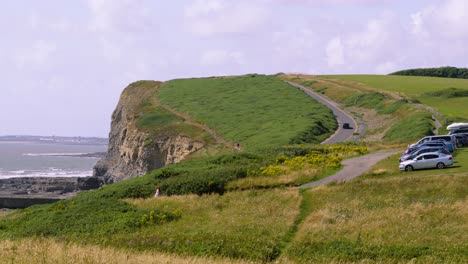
[0,176,104,208]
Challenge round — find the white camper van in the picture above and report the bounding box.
[447,123,468,135]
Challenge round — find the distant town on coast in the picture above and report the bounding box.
[0,135,108,145]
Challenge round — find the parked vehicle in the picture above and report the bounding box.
[405,141,450,154]
[447,123,468,134]
[400,152,453,171]
[454,134,468,147]
[400,147,450,162]
[410,135,457,152]
[450,128,468,135]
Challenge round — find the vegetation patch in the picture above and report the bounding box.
[343,92,386,109]
[121,189,301,261]
[384,113,434,143]
[0,194,178,238]
[227,145,368,190]
[423,87,468,98]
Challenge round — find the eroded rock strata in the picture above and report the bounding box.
[94,81,204,183]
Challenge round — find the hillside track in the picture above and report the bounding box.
[300,151,399,188]
[287,81,358,144]
[152,88,239,150]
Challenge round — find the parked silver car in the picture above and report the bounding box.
[399,152,453,171]
[399,146,450,162]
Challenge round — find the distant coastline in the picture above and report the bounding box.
[0,135,108,145]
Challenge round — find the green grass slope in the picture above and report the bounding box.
[158,75,337,150]
[322,75,468,121]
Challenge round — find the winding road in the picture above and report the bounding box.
[299,151,399,188]
[286,81,400,189]
[287,82,358,144]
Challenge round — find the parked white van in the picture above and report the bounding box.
[447,123,468,135]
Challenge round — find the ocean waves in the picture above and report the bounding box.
[0,168,93,179]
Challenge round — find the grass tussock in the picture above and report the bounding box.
[0,239,254,264]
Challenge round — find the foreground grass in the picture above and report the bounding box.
[0,239,253,264]
[283,173,468,263]
[1,148,466,263]
[119,189,301,261]
[159,75,337,150]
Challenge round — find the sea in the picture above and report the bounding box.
[0,141,107,180]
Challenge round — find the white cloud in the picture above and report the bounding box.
[326,36,344,67]
[273,0,389,6]
[184,0,269,36]
[411,0,468,39]
[87,0,152,33]
[345,18,392,62]
[375,61,398,74]
[200,49,244,66]
[15,40,57,69]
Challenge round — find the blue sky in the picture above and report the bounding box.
[1,0,467,137]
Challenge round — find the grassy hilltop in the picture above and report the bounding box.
[1,73,467,263]
[157,74,337,150]
[322,75,468,121]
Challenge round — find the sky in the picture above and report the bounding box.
[1,0,467,137]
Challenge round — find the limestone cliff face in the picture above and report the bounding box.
[94,81,204,183]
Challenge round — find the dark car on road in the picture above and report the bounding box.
[342,123,352,129]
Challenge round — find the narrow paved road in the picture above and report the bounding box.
[299,151,399,188]
[287,81,357,144]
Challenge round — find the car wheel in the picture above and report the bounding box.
[436,162,445,169]
[405,165,414,172]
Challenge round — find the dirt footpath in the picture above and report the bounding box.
[300,151,399,188]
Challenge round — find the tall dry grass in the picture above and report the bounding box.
[0,238,255,264]
[284,173,468,263]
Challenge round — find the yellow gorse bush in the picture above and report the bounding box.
[258,145,367,177]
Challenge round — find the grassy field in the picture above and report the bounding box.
[281,152,468,263]
[1,148,467,263]
[322,75,468,120]
[158,75,337,150]
[121,189,301,261]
